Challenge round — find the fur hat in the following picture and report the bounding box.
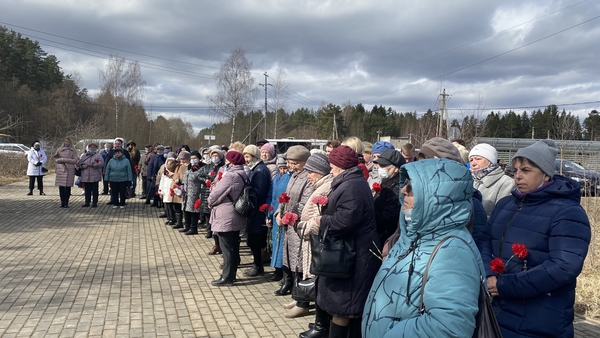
[420,137,464,164]
[329,145,358,170]
[260,142,276,159]
[469,143,498,166]
[243,145,261,159]
[304,153,331,176]
[226,151,245,165]
[513,139,558,177]
[210,149,224,159]
[286,145,311,161]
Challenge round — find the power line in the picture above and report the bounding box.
[447,100,600,111]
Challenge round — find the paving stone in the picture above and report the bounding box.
[0,175,598,337]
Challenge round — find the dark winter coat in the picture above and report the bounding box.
[487,175,590,338]
[470,189,494,276]
[182,163,203,213]
[317,166,381,317]
[147,153,165,180]
[246,160,271,234]
[199,162,224,214]
[373,172,401,245]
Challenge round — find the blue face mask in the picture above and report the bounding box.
[211,158,221,164]
[191,159,199,166]
[87,150,96,155]
[163,153,168,158]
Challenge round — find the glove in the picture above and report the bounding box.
[36,162,42,166]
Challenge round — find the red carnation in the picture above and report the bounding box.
[259,204,270,213]
[372,182,382,193]
[194,199,201,210]
[312,196,328,206]
[217,172,223,181]
[210,171,215,176]
[281,212,299,227]
[268,205,274,211]
[134,165,139,173]
[95,159,100,163]
[490,258,506,274]
[205,180,212,187]
[278,192,291,204]
[169,188,175,197]
[512,243,528,260]
[39,154,43,158]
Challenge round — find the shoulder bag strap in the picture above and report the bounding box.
[226,172,246,202]
[419,234,482,315]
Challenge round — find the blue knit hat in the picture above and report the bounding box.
[372,141,395,155]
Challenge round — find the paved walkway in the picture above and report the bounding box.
[0,175,599,337]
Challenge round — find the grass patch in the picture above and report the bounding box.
[577,197,600,318]
[0,153,54,186]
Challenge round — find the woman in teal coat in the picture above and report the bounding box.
[266,157,291,281]
[363,158,484,337]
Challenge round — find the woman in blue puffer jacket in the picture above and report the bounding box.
[486,139,590,338]
[104,148,133,209]
[363,158,484,338]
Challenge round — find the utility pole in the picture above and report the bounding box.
[332,113,338,140]
[437,89,450,138]
[258,72,272,139]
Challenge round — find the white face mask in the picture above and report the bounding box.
[403,208,413,225]
[191,159,199,166]
[377,167,390,179]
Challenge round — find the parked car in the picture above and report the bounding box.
[555,159,600,196]
[0,143,29,157]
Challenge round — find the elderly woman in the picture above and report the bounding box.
[469,143,515,217]
[208,151,248,286]
[275,145,314,301]
[27,141,47,196]
[169,151,188,229]
[372,149,405,245]
[294,153,334,335]
[157,152,178,225]
[363,158,484,337]
[486,140,590,338]
[260,142,278,178]
[200,149,225,238]
[54,137,79,208]
[104,148,133,209]
[78,142,104,208]
[266,157,291,281]
[314,145,381,336]
[180,151,204,235]
[243,145,272,276]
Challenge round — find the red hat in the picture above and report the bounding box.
[328,145,358,170]
[225,150,245,165]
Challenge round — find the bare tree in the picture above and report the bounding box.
[98,55,146,135]
[207,47,259,143]
[271,66,289,138]
[0,113,21,134]
[457,93,488,147]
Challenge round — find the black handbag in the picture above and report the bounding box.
[292,227,316,302]
[419,236,502,338]
[41,167,48,173]
[227,173,257,217]
[74,167,82,176]
[309,224,356,278]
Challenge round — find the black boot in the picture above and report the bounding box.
[172,213,184,229]
[328,322,349,338]
[205,227,213,238]
[299,305,330,338]
[274,266,293,296]
[185,222,198,235]
[269,268,283,282]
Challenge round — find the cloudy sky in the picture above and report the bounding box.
[2,0,600,134]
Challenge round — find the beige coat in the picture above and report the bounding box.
[54,147,79,187]
[169,162,186,204]
[296,174,333,279]
[281,169,315,273]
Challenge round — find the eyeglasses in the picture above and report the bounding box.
[403,178,412,194]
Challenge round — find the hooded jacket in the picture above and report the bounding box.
[473,165,515,217]
[27,148,47,176]
[363,159,483,338]
[488,175,590,338]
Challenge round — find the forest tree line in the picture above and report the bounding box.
[1,26,599,152]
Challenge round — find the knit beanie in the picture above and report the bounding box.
[304,153,331,176]
[329,145,359,170]
[454,143,470,165]
[226,151,245,165]
[469,143,498,166]
[513,139,558,177]
[286,145,311,161]
[276,156,287,167]
[420,137,464,164]
[260,143,276,158]
[372,141,395,155]
[177,151,191,161]
[243,145,261,159]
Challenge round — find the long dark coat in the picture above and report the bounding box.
[198,162,224,214]
[316,166,381,317]
[246,160,271,234]
[182,163,203,213]
[373,172,401,245]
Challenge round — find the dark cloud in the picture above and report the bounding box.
[2,0,599,134]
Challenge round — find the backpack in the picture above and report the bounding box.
[227,172,257,217]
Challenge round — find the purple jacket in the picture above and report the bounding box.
[207,165,248,233]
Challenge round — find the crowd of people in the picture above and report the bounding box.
[24,135,591,338]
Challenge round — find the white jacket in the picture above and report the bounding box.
[27,149,47,176]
